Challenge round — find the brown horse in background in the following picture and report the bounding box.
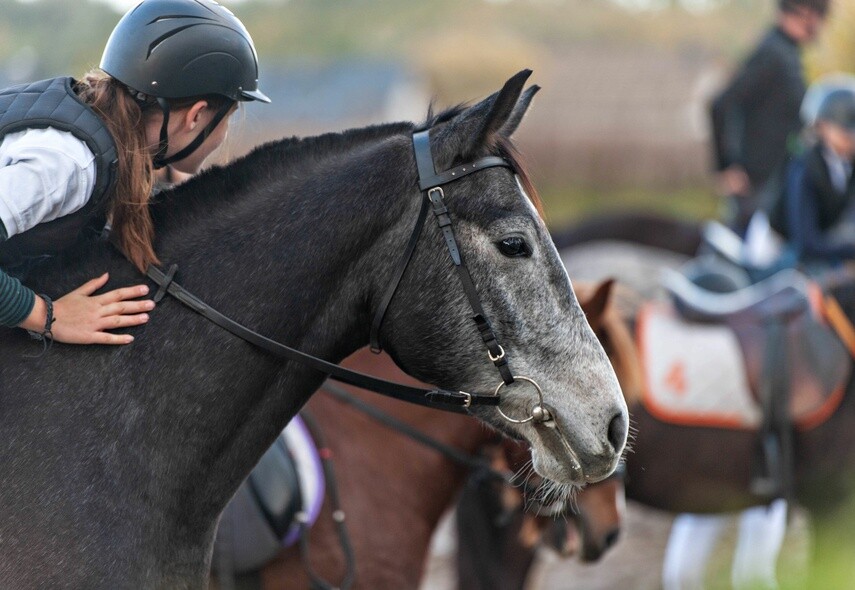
[210,282,630,590]
[624,280,855,586]
[555,220,855,586]
[455,280,642,590]
[458,270,855,587]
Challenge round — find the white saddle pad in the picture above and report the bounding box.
[637,303,761,429]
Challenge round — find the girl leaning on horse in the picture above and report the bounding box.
[0,0,268,346]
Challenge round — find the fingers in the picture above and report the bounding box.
[90,332,135,346]
[96,284,151,304]
[99,300,156,317]
[73,272,111,296]
[52,275,154,346]
[98,313,150,331]
[71,274,151,303]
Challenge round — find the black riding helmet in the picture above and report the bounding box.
[817,88,855,134]
[99,0,270,168]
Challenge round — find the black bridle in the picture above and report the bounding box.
[370,130,515,385]
[145,130,551,421]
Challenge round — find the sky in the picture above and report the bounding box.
[13,0,249,13]
[93,0,247,10]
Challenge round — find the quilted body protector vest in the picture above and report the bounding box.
[0,77,119,271]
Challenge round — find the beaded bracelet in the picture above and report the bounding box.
[25,294,55,358]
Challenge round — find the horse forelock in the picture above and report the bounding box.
[494,136,544,220]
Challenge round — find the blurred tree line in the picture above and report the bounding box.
[806,0,855,79]
[1,0,851,96]
[1,0,850,225]
[0,0,773,90]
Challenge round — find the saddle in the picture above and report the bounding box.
[659,260,852,499]
[662,267,851,428]
[212,414,325,575]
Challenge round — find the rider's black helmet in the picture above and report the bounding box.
[817,88,855,133]
[99,0,270,104]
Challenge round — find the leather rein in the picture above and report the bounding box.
[145,130,549,421]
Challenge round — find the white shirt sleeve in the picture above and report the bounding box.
[0,127,97,239]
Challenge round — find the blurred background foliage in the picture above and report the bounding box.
[0,0,851,229]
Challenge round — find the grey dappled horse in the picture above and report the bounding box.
[0,71,626,589]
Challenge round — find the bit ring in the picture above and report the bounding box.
[494,376,549,424]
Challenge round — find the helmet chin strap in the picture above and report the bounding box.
[152,97,235,170]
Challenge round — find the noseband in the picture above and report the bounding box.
[145,130,552,423]
[370,130,552,425]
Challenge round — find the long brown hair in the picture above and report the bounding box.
[77,71,157,272]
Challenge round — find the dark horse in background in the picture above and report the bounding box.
[0,71,628,589]
[212,282,629,590]
[624,280,855,587]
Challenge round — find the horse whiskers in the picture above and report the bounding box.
[503,454,579,516]
[528,479,577,517]
[509,457,535,486]
[621,422,640,459]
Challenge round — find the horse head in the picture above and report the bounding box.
[377,70,628,485]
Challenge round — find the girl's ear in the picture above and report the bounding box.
[182,100,210,132]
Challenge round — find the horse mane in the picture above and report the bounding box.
[144,100,544,244]
[149,121,414,229]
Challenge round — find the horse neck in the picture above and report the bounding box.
[140,135,424,527]
[158,134,414,343]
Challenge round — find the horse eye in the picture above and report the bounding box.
[497,236,531,258]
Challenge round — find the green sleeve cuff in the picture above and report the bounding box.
[0,269,36,327]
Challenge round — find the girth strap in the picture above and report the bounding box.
[750,320,795,502]
[145,265,500,412]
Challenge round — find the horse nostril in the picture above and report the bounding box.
[604,528,620,549]
[607,412,627,453]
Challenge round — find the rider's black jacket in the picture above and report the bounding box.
[710,26,806,191]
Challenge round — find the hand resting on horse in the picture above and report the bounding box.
[12,162,195,345]
[17,273,153,345]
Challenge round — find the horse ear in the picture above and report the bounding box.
[433,69,533,166]
[498,84,540,138]
[580,279,616,330]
